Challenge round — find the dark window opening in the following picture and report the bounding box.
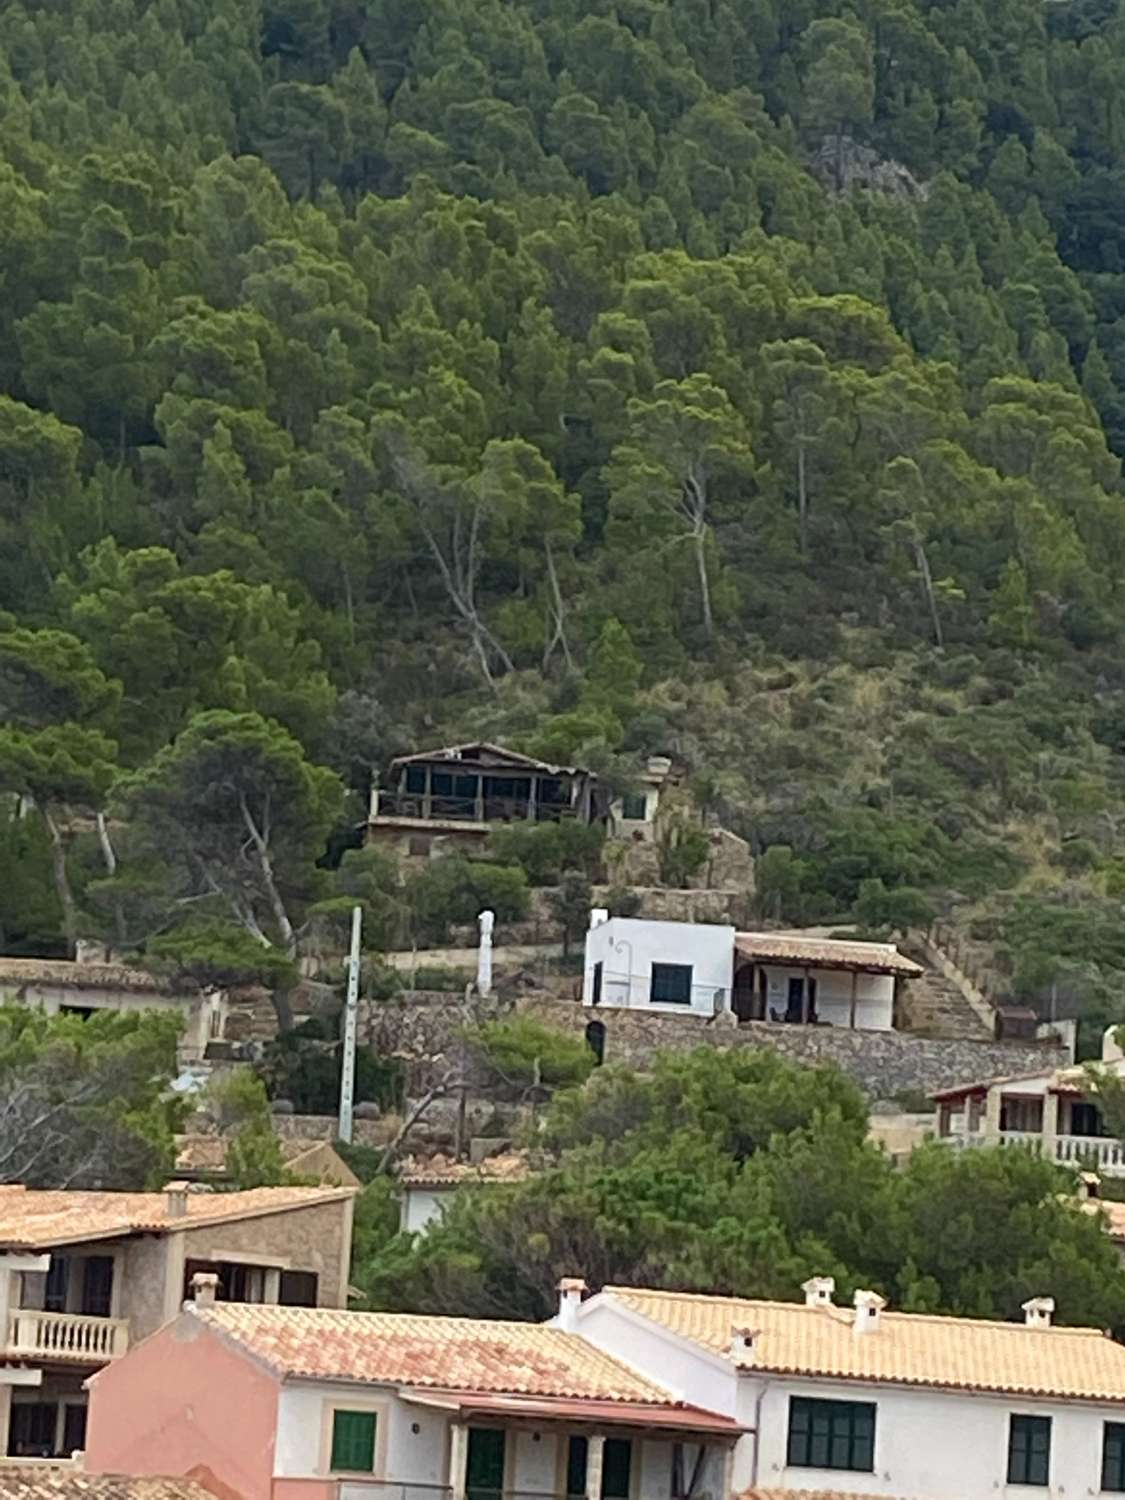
[591,961,603,1006]
[62,1404,87,1456]
[602,1439,632,1499]
[9,1403,58,1458]
[404,766,426,794]
[585,1020,606,1066]
[44,1257,69,1314]
[567,1435,588,1499]
[81,1256,114,1317]
[1070,1101,1104,1137]
[1008,1414,1051,1487]
[279,1270,318,1306]
[787,1397,875,1473]
[466,1426,506,1500]
[650,963,692,1005]
[1104,1422,1125,1491]
[621,793,647,821]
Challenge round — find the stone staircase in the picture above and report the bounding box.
[899,948,995,1041]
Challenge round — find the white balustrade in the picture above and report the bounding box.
[7,1308,129,1361]
[1054,1135,1125,1173]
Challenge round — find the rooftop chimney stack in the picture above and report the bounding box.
[589,908,609,931]
[801,1276,836,1309]
[729,1325,757,1362]
[557,1276,588,1332]
[191,1272,219,1307]
[853,1289,887,1335]
[164,1181,189,1218]
[1023,1296,1055,1329]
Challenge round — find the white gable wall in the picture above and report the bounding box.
[583,918,735,1016]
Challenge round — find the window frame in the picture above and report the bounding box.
[321,1401,384,1477]
[786,1396,876,1474]
[621,792,648,821]
[649,962,693,1006]
[1104,1421,1125,1492]
[1007,1413,1051,1488]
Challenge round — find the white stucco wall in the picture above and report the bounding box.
[400,1186,454,1235]
[756,964,894,1030]
[582,918,734,1016]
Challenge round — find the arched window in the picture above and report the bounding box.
[585,1020,606,1066]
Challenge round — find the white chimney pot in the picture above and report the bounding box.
[589,908,609,931]
[853,1289,887,1334]
[557,1276,588,1331]
[730,1325,757,1362]
[164,1181,190,1218]
[190,1271,219,1307]
[801,1276,836,1308]
[1023,1297,1055,1329]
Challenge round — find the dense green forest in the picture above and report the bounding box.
[5,0,1125,1027]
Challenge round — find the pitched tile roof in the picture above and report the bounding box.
[174,1136,360,1187]
[193,1303,671,1403]
[602,1286,1125,1402]
[398,1153,530,1188]
[734,933,922,977]
[0,1470,215,1500]
[0,957,179,995]
[0,1185,353,1249]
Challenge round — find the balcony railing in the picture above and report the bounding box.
[8,1308,129,1362]
[374,790,580,825]
[944,1130,1125,1175]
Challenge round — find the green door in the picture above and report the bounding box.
[467,1427,506,1500]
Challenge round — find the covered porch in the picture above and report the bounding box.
[935,1074,1125,1176]
[387,1390,741,1500]
[731,933,921,1030]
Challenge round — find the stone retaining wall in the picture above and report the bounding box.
[355,993,1066,1102]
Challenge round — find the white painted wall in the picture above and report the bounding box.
[756,964,894,1030]
[583,918,734,1016]
[400,1186,455,1235]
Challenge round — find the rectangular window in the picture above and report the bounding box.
[621,792,647,821]
[279,1270,318,1306]
[44,1257,70,1314]
[1007,1414,1050,1487]
[591,961,603,1006]
[81,1256,114,1318]
[567,1435,588,1499]
[787,1397,875,1473]
[1105,1423,1125,1492]
[650,963,693,1005]
[602,1439,632,1499]
[330,1409,376,1473]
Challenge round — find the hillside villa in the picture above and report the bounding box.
[0,1182,354,1460]
[932,1025,1125,1175]
[583,913,922,1028]
[397,1153,531,1234]
[367,742,606,860]
[80,1273,1125,1500]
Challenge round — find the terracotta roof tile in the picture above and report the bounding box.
[0,1185,353,1249]
[194,1303,670,1403]
[0,958,179,995]
[398,1154,531,1188]
[603,1286,1125,1401]
[734,933,922,977]
[0,1469,215,1500]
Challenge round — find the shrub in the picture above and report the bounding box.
[468,1015,596,1090]
[406,858,530,944]
[488,820,605,884]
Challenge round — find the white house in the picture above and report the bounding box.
[397,1154,531,1235]
[933,1025,1125,1175]
[583,915,921,1029]
[563,1277,1125,1500]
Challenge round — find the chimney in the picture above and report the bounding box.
[801,1276,835,1309]
[557,1276,588,1332]
[730,1325,757,1362]
[589,908,609,931]
[853,1289,887,1334]
[164,1181,190,1218]
[191,1271,219,1307]
[1023,1297,1055,1330]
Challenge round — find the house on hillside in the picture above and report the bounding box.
[84,1284,741,1500]
[0,957,220,1064]
[397,1153,530,1234]
[932,1027,1125,1174]
[582,914,921,1028]
[367,742,607,860]
[81,1273,1125,1500]
[0,1182,354,1460]
[173,1135,360,1189]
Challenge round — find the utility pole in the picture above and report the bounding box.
[338,904,362,1144]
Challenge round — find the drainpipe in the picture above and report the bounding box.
[749,1381,770,1487]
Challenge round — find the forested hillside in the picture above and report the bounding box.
[5,0,1125,1031]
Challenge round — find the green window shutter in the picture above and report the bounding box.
[331,1410,377,1472]
[602,1439,632,1499]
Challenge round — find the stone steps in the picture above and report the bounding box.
[900,966,994,1041]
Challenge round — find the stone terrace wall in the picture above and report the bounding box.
[356,993,1067,1101]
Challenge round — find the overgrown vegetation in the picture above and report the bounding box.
[3,0,1125,1040]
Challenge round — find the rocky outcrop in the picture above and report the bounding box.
[810,136,928,199]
